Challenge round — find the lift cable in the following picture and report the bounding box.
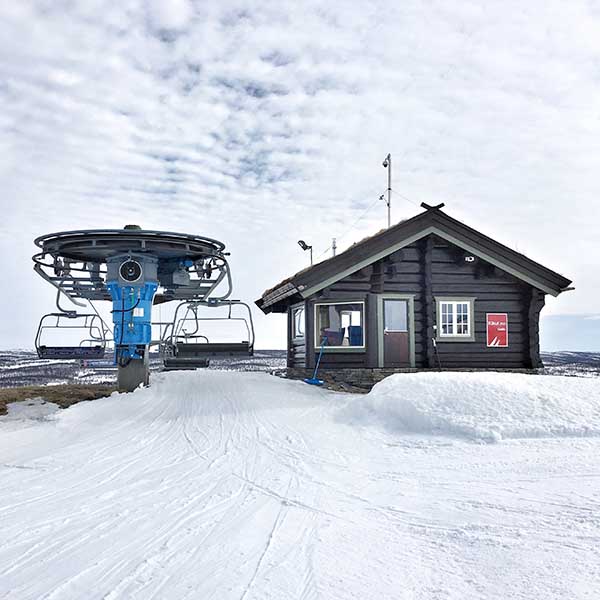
[390,188,421,208]
[313,187,424,263]
[313,189,387,262]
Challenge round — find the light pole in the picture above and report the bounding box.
[382,153,391,228]
[298,240,313,265]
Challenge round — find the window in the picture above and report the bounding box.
[440,302,470,336]
[315,302,365,349]
[292,306,305,339]
[436,297,475,341]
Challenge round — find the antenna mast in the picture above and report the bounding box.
[382,153,391,228]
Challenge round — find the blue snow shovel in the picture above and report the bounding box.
[305,337,326,386]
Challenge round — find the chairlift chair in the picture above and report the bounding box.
[35,310,110,360]
[162,299,255,371]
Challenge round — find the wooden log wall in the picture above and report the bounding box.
[298,234,542,370]
[428,237,533,369]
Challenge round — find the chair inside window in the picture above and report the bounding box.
[347,325,363,346]
[322,328,345,346]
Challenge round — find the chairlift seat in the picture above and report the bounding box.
[37,345,105,360]
[163,357,210,371]
[175,341,251,358]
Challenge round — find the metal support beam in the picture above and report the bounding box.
[118,350,149,392]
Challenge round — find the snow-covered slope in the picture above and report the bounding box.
[1,371,599,599]
[344,372,600,442]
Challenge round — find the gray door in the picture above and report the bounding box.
[383,299,410,367]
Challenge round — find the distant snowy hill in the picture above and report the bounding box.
[540,351,600,377]
[1,350,599,388]
[0,350,287,388]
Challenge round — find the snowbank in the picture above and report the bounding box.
[341,372,600,442]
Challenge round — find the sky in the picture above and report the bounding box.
[1,0,599,350]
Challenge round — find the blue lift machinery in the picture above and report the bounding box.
[33,226,255,391]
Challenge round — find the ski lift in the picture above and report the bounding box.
[162,299,255,371]
[33,226,254,390]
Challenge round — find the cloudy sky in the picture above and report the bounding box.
[1,0,599,350]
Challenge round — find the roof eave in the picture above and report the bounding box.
[256,207,573,306]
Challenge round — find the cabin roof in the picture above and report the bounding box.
[256,204,573,314]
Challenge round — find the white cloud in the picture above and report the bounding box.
[146,0,193,33]
[0,0,599,349]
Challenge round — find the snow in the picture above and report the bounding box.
[343,372,600,442]
[1,371,599,599]
[0,398,60,433]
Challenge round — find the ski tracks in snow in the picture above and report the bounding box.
[1,371,600,599]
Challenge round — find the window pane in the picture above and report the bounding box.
[441,302,454,335]
[457,303,469,335]
[384,300,407,331]
[292,307,304,338]
[316,303,364,347]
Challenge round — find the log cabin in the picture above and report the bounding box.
[256,204,572,383]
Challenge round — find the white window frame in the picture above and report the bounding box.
[435,297,476,342]
[314,301,366,351]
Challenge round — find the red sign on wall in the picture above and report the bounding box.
[487,313,508,347]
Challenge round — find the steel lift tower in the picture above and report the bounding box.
[33,226,254,391]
